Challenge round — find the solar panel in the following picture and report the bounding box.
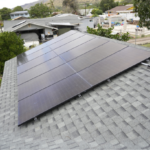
[50,32,84,50]
[17,51,57,74]
[17,57,65,85]
[54,35,94,55]
[60,38,108,62]
[18,64,75,101]
[18,74,91,125]
[79,47,150,85]
[17,30,150,125]
[68,42,127,72]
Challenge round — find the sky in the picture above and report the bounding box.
[0,0,37,9]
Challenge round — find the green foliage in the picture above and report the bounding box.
[120,0,133,5]
[0,32,25,74]
[12,6,23,12]
[91,8,103,15]
[29,3,52,18]
[100,0,118,12]
[0,7,12,20]
[134,0,150,29]
[63,0,79,14]
[87,24,130,41]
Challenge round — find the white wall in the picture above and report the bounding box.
[45,28,53,35]
[119,13,140,21]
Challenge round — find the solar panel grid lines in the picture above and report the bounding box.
[17,51,57,74]
[18,64,76,101]
[24,30,77,56]
[79,47,150,85]
[18,74,91,125]
[68,42,128,72]
[49,32,84,50]
[17,57,65,85]
[53,49,93,87]
[53,35,95,55]
[59,38,109,62]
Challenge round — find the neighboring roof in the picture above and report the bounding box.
[4,15,80,32]
[1,31,150,149]
[10,11,28,15]
[107,5,133,13]
[11,22,58,32]
[13,16,28,20]
[20,33,39,41]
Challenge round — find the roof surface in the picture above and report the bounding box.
[4,16,80,32]
[107,5,133,13]
[1,33,150,149]
[10,11,28,15]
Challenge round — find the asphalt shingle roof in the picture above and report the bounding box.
[1,34,150,149]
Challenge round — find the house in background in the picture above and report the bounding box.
[106,4,139,21]
[10,11,30,20]
[4,20,58,48]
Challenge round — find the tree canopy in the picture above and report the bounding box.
[100,0,118,12]
[12,6,23,12]
[0,7,11,20]
[120,0,133,5]
[0,32,25,74]
[91,8,103,15]
[29,3,52,18]
[63,0,79,14]
[134,0,150,29]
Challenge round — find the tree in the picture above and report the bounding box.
[0,32,25,74]
[87,24,130,42]
[29,3,52,18]
[0,7,11,20]
[100,0,118,12]
[12,6,23,12]
[120,0,133,5]
[91,9,103,15]
[134,0,150,29]
[63,0,79,14]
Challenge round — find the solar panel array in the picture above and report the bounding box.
[17,30,150,125]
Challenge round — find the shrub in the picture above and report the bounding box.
[0,32,25,74]
[87,24,130,42]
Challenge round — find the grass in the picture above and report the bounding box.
[141,43,150,48]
